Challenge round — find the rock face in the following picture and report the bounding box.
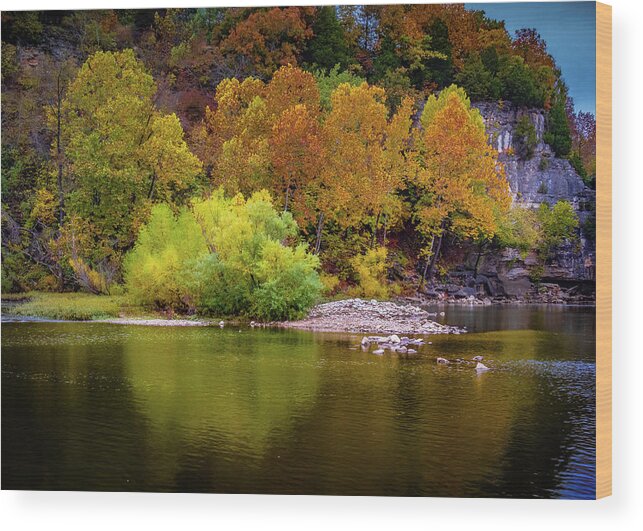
[421,102,595,301]
[474,102,595,214]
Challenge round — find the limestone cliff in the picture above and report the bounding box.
[434,103,596,301]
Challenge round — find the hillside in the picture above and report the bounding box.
[1,6,596,311]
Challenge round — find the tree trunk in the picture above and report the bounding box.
[284,187,290,212]
[56,72,64,226]
[370,212,380,248]
[314,212,325,254]
[148,172,157,200]
[381,214,388,246]
[426,222,447,286]
[473,242,485,279]
[417,235,434,292]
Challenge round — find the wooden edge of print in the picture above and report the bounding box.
[595,1,612,500]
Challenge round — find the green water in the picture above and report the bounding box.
[1,305,595,498]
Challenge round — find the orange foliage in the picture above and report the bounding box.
[320,82,414,229]
[220,7,315,78]
[416,87,510,243]
[265,64,320,118]
[269,104,323,216]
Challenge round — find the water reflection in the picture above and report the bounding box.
[2,306,596,498]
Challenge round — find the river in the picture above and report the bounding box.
[1,304,595,498]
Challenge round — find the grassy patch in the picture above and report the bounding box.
[3,292,133,320]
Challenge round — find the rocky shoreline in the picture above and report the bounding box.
[281,298,465,335]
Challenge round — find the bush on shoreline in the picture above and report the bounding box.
[123,189,323,320]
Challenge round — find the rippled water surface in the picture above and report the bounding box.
[1,305,595,498]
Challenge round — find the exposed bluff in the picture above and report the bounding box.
[428,102,596,301]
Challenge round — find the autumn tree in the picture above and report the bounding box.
[265,64,320,118]
[414,85,511,285]
[269,104,323,215]
[196,65,321,199]
[318,82,414,252]
[568,106,596,185]
[220,7,316,78]
[55,49,202,273]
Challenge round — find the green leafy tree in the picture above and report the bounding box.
[313,64,365,110]
[455,53,499,101]
[537,200,579,258]
[304,6,354,70]
[495,206,541,257]
[544,91,572,157]
[56,50,202,258]
[497,55,543,107]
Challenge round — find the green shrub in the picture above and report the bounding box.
[495,206,540,258]
[568,151,588,181]
[190,190,321,320]
[125,189,322,320]
[251,241,322,320]
[514,115,537,159]
[537,201,579,258]
[123,204,208,310]
[350,247,389,299]
[538,156,550,171]
[319,273,340,296]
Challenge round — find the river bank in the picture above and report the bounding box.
[2,291,590,333]
[2,293,463,334]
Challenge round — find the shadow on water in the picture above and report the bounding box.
[2,305,596,498]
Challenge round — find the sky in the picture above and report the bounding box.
[465,1,596,114]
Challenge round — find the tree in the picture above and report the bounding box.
[304,6,353,70]
[514,115,538,159]
[269,104,323,215]
[544,89,572,157]
[537,200,579,258]
[265,64,320,118]
[495,206,541,257]
[512,28,555,70]
[414,85,510,285]
[455,53,499,101]
[313,64,365,110]
[196,66,321,198]
[220,7,315,78]
[194,76,267,172]
[57,50,202,264]
[497,55,543,107]
[568,107,596,184]
[319,82,414,251]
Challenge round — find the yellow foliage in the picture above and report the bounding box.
[350,247,389,299]
[29,188,57,226]
[319,273,340,296]
[68,257,109,295]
